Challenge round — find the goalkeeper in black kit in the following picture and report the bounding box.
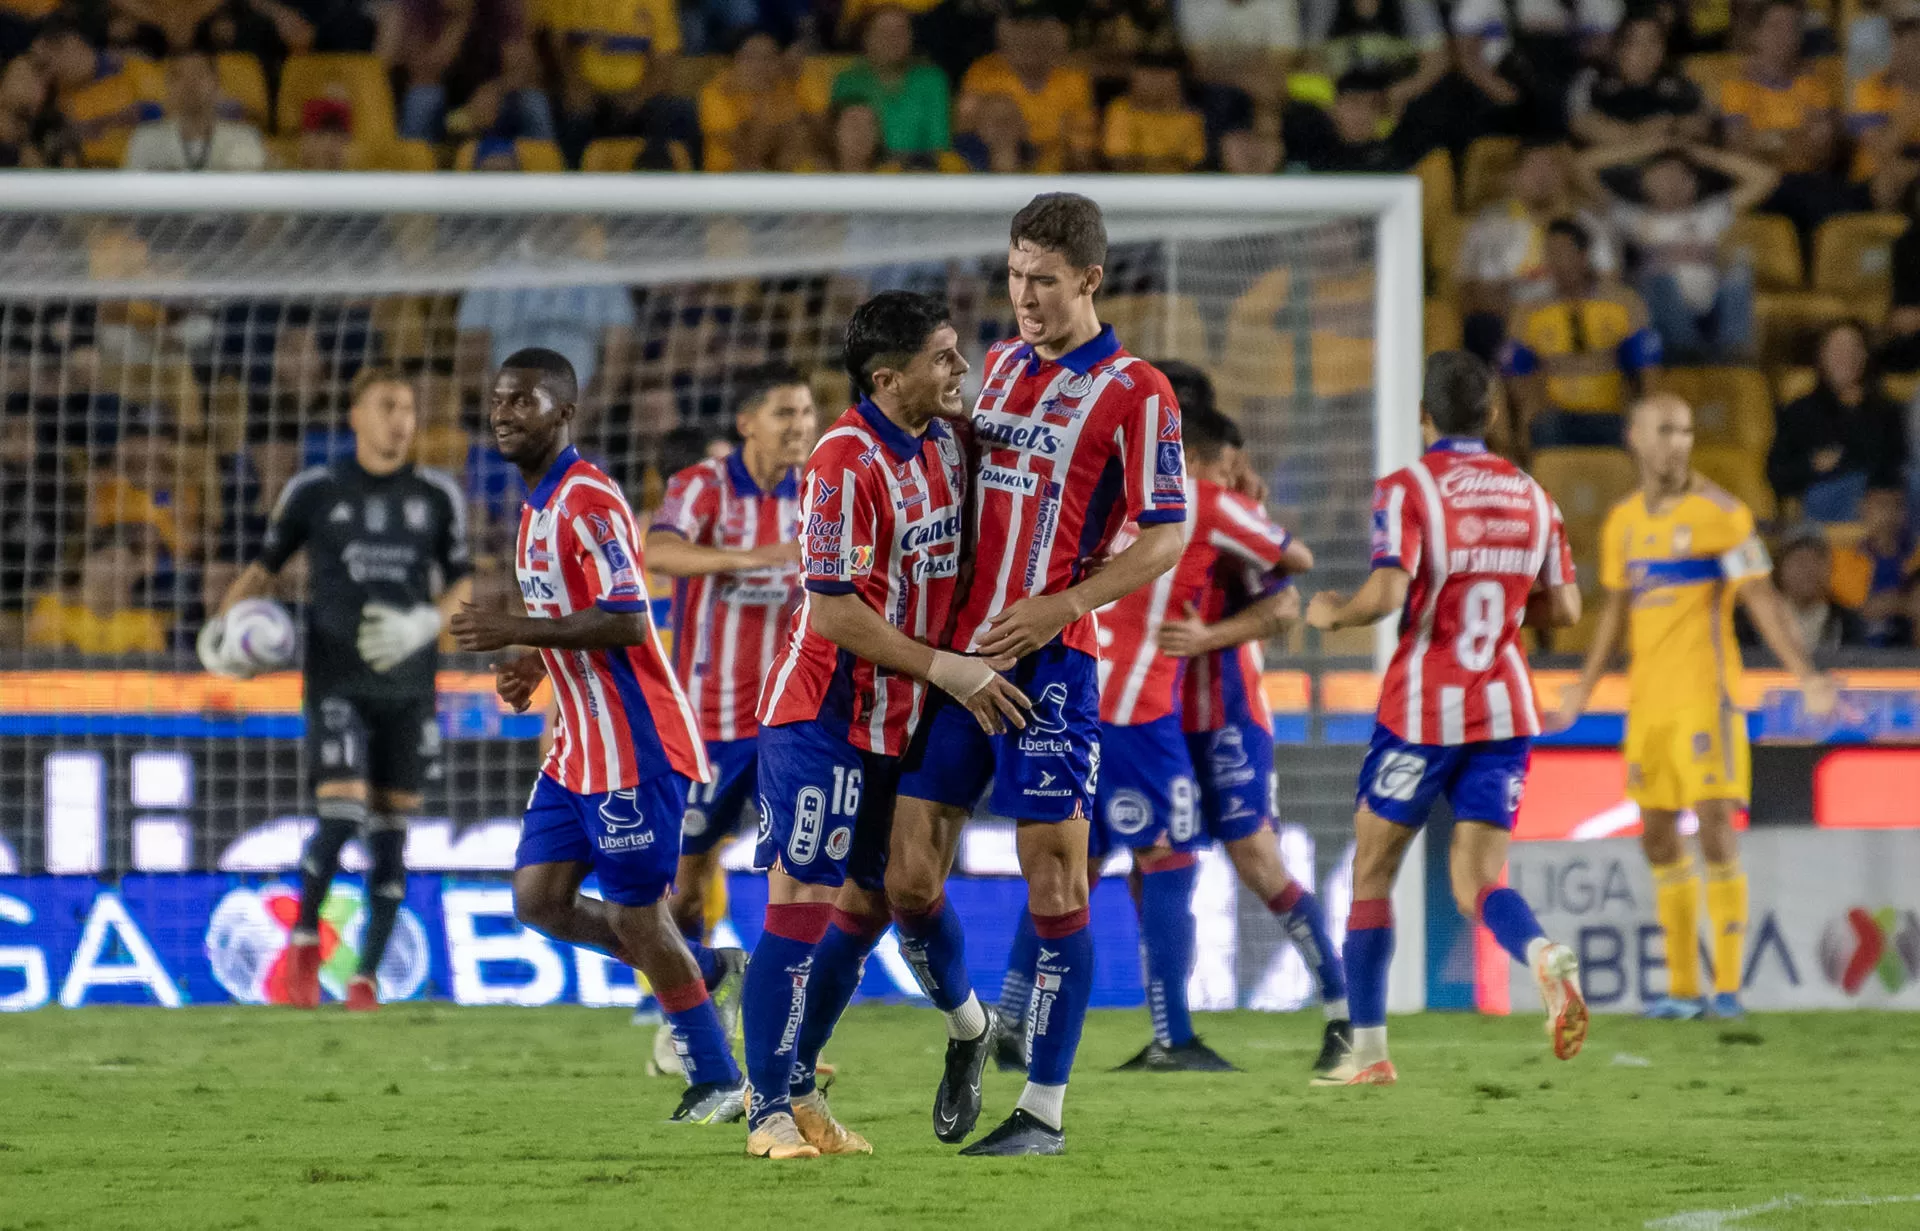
[202,368,472,1010]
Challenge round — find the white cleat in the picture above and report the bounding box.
[647,1023,686,1078]
[1533,942,1589,1060]
[747,1111,821,1160]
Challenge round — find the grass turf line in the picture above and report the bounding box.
[2,1006,1917,1230]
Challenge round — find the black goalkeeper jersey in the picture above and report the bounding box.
[259,456,470,700]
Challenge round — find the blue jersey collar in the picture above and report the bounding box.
[1427,436,1488,455]
[725,450,802,499]
[527,444,581,510]
[1015,323,1122,376]
[855,397,936,464]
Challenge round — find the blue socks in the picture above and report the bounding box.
[741,902,829,1126]
[893,894,974,1012]
[1478,886,1547,966]
[656,980,739,1088]
[1343,898,1393,1029]
[997,907,1039,1032]
[789,909,886,1098]
[1026,908,1093,1086]
[1138,856,1198,1047]
[1269,883,1348,1013]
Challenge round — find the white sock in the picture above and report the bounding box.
[945,991,988,1041]
[290,928,319,945]
[1352,1025,1389,1067]
[1322,996,1350,1023]
[1525,937,1552,969]
[1015,1081,1065,1131]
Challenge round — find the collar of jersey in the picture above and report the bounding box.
[527,444,582,511]
[1013,323,1121,376]
[855,396,936,464]
[1427,436,1487,455]
[725,449,800,499]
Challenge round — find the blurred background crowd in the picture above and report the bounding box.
[1,0,1919,659]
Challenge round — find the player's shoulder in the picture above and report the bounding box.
[412,463,465,509]
[274,462,335,511]
[809,414,899,474]
[555,459,634,516]
[1689,476,1749,518]
[668,455,728,490]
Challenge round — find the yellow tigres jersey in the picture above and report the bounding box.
[1600,479,1771,712]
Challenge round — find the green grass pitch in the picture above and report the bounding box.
[4,1005,1918,1230]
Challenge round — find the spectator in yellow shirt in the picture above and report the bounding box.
[1847,12,1920,182]
[952,90,1042,172]
[698,30,825,170]
[958,0,1096,171]
[31,19,160,166]
[1829,486,1920,646]
[1719,0,1834,170]
[26,526,172,656]
[1101,50,1205,172]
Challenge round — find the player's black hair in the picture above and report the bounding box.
[1183,404,1244,465]
[734,362,808,418]
[500,347,579,404]
[660,423,727,477]
[1545,217,1591,253]
[1423,350,1495,437]
[1155,360,1217,418]
[1010,192,1108,269]
[843,291,951,397]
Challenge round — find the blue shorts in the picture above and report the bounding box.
[516,771,689,907]
[1187,720,1274,846]
[1092,717,1200,858]
[755,719,897,891]
[897,642,1099,823]
[680,737,758,857]
[1356,723,1532,830]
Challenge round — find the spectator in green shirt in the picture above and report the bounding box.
[830,5,951,156]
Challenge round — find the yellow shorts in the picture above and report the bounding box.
[1624,705,1751,812]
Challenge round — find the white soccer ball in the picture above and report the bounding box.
[224,598,297,672]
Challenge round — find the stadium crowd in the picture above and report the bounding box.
[2,0,1920,656]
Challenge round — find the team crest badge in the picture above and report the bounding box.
[363,497,388,533]
[1672,525,1692,553]
[404,497,428,531]
[1061,372,1095,398]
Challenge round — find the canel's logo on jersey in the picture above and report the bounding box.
[900,512,962,552]
[973,415,1062,455]
[520,575,556,600]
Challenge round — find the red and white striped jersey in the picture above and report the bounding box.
[1178,484,1296,734]
[1099,478,1294,726]
[1371,437,1575,746]
[651,453,803,744]
[758,399,967,755]
[514,446,710,792]
[948,326,1186,655]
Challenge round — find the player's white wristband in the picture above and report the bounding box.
[928,650,998,702]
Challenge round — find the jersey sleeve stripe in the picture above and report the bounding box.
[270,464,330,519]
[1377,482,1406,568]
[418,465,470,554]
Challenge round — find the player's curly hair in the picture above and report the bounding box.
[843,291,951,397]
[501,346,579,404]
[1010,192,1107,269]
[1423,350,1494,437]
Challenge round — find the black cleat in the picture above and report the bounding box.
[1111,1040,1169,1072]
[934,1005,998,1143]
[991,1021,1028,1073]
[959,1108,1064,1157]
[1311,1019,1356,1084]
[1158,1038,1239,1072]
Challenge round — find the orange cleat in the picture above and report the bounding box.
[285,940,322,1009]
[1534,942,1589,1060]
[344,974,378,1012]
[1343,1060,1398,1086]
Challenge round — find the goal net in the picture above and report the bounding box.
[0,173,1421,1012]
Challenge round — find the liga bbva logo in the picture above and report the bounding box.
[205,883,430,1004]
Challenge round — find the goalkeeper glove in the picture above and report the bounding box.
[356,603,442,673]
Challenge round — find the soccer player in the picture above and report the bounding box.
[1098,394,1353,1078]
[1304,351,1588,1085]
[450,347,744,1125]
[200,368,471,1012]
[1555,392,1840,1020]
[884,192,1189,1157]
[744,292,1030,1160]
[643,365,816,1068]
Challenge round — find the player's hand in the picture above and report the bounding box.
[1156,602,1216,658]
[1799,671,1843,720]
[1551,679,1592,734]
[194,615,251,679]
[979,593,1079,660]
[1305,591,1345,631]
[357,603,442,673]
[451,601,520,653]
[963,674,1033,735]
[746,541,802,569]
[1231,461,1268,504]
[494,652,547,713]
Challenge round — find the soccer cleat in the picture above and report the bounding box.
[1309,1020,1356,1085]
[669,1080,746,1125]
[992,1021,1029,1073]
[1111,1041,1168,1072]
[284,940,322,1009]
[1158,1038,1239,1072]
[1337,1059,1398,1086]
[791,1090,871,1155]
[934,1005,998,1143]
[708,947,748,1044]
[343,974,378,1012]
[1534,941,1589,1060]
[1642,995,1707,1020]
[647,1024,685,1078]
[958,1109,1064,1157]
[746,1112,820,1159]
[1708,992,1746,1020]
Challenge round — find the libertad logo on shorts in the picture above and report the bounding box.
[598,790,654,851]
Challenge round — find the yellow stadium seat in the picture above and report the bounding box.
[1773,365,1816,404]
[1726,213,1802,291]
[1310,332,1373,396]
[1683,51,1742,98]
[1692,444,1774,520]
[1100,294,1210,367]
[1425,298,1463,353]
[455,139,567,170]
[369,139,437,171]
[277,53,396,142]
[1531,446,1639,538]
[1461,136,1519,214]
[1755,292,1849,366]
[1812,212,1905,299]
[213,53,269,128]
[1414,147,1455,237]
[670,55,726,96]
[583,138,643,171]
[1652,366,1774,451]
[1428,212,1466,286]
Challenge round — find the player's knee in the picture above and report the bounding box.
[884,863,942,915]
[512,882,568,934]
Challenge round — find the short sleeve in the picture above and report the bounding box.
[570,495,650,612]
[1118,379,1187,525]
[651,465,720,542]
[1207,491,1292,575]
[258,471,319,573]
[1599,503,1629,590]
[1370,475,1421,574]
[1538,498,1576,589]
[801,446,879,596]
